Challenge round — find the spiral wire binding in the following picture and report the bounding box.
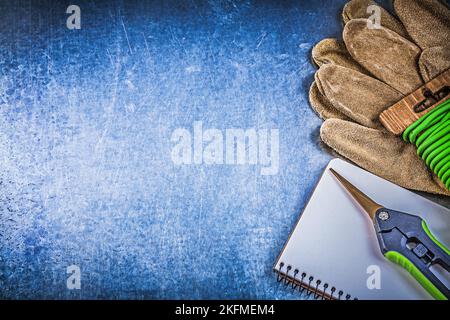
[275,262,357,300]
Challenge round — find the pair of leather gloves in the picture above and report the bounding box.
[309,0,450,196]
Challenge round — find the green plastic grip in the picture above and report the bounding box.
[421,220,450,255]
[384,221,449,300]
[384,251,446,300]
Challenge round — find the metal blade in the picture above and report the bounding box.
[329,168,382,220]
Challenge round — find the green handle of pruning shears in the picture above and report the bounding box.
[383,220,449,300]
[384,252,447,300]
[421,220,450,255]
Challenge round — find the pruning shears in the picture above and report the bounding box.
[330,169,450,300]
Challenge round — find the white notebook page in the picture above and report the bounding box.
[275,158,450,300]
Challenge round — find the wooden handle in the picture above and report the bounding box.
[380,69,450,135]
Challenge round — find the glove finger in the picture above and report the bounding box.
[418,46,450,82]
[311,38,369,75]
[394,0,450,50]
[315,64,402,128]
[343,18,423,95]
[320,119,450,195]
[309,81,350,121]
[342,0,410,39]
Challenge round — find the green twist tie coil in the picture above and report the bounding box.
[403,98,450,190]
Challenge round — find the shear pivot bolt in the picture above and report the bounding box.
[378,211,390,221]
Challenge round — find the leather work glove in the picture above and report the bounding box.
[309,0,450,195]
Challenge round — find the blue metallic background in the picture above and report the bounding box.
[0,0,447,299]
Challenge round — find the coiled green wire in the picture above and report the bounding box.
[403,98,450,190]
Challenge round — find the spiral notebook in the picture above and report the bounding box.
[274,158,450,300]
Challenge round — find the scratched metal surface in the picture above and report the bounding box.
[0,0,448,299]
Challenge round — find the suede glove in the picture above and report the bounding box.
[309,0,450,195]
